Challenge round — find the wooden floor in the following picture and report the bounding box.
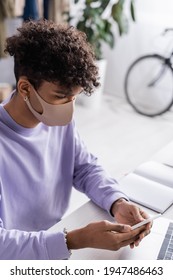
[66,94,173,216]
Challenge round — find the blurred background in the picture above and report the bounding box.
[1,0,173,215]
[1,0,173,97]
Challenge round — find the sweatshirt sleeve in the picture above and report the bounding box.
[73,127,129,213]
[0,218,70,260]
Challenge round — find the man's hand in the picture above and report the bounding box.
[111,198,151,247]
[66,220,147,251]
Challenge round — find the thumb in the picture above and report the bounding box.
[132,207,144,223]
[108,222,131,233]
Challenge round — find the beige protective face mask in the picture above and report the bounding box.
[24,88,75,126]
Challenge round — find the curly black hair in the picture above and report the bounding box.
[5,19,100,95]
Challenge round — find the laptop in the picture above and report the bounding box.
[49,201,173,260]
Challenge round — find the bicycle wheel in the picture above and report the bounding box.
[124,54,173,116]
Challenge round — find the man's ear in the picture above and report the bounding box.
[17,77,31,99]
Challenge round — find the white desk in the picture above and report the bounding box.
[151,140,173,167]
[48,142,173,259]
[48,200,173,260]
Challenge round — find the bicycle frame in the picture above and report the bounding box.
[148,56,173,87]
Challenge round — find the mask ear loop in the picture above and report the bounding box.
[24,96,28,101]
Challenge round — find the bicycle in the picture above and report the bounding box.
[124,28,173,117]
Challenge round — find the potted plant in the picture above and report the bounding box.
[71,0,135,60]
[70,0,136,108]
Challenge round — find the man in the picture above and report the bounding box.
[0,19,150,259]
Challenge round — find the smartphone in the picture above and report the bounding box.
[131,213,161,230]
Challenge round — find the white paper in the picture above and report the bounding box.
[119,173,173,213]
[134,161,173,188]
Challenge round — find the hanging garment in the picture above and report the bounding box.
[48,0,69,23]
[0,0,14,58]
[23,0,39,21]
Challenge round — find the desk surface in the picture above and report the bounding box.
[49,200,173,260]
[49,142,173,259]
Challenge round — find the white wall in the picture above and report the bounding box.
[0,18,22,85]
[103,0,173,97]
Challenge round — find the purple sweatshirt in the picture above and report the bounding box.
[0,97,128,259]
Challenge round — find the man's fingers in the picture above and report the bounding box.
[99,220,151,250]
[109,223,131,233]
[119,233,142,248]
[98,220,131,233]
[130,228,151,248]
[139,229,151,240]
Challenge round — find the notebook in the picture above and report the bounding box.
[119,161,173,213]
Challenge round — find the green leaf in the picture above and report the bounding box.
[76,20,86,32]
[100,0,110,11]
[117,15,129,35]
[104,20,111,33]
[130,0,136,21]
[119,0,126,6]
[111,2,123,22]
[111,1,129,35]
[103,32,115,48]
[94,16,105,29]
[86,0,98,4]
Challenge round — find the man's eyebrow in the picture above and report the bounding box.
[55,90,68,95]
[55,89,83,96]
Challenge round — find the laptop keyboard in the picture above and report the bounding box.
[157,222,173,260]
